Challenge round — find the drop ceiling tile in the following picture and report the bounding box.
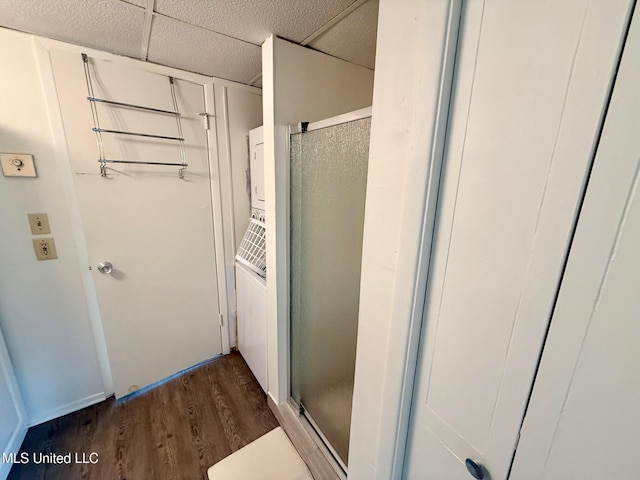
[120,0,147,7]
[154,0,356,45]
[147,15,261,84]
[0,0,145,58]
[308,0,378,69]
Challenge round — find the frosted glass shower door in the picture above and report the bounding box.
[290,116,371,467]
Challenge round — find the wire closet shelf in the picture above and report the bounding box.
[81,53,188,179]
[235,218,267,278]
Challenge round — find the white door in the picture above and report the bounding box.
[510,7,640,478]
[404,1,633,479]
[49,49,224,398]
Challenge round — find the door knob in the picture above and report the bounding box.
[465,459,484,479]
[97,261,113,274]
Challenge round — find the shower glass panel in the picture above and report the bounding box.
[290,116,371,467]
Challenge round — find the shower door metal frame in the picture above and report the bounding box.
[288,107,373,135]
[287,107,373,477]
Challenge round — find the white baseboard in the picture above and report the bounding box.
[0,420,28,480]
[28,392,107,427]
[268,391,280,408]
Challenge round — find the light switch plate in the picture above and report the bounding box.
[28,213,51,234]
[1,153,37,177]
[32,237,58,261]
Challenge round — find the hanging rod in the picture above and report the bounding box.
[82,53,187,180]
[98,159,189,167]
[86,97,181,116]
[98,159,187,179]
[92,128,184,141]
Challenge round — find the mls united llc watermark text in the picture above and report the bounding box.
[2,452,99,465]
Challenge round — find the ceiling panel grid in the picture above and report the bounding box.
[0,0,377,85]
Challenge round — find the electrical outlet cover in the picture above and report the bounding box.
[32,237,58,260]
[1,153,37,177]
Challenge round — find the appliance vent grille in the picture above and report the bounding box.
[236,219,266,278]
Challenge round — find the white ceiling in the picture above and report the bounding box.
[0,0,378,85]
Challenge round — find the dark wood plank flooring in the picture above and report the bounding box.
[8,352,279,480]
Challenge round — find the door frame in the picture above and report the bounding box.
[288,106,373,476]
[348,1,463,477]
[34,37,233,396]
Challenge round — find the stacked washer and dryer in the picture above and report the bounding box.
[235,126,268,393]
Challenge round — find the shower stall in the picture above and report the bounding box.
[289,108,371,471]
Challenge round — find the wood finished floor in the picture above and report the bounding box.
[8,352,279,480]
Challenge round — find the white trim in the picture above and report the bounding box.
[281,125,292,402]
[289,107,372,134]
[265,118,291,404]
[205,81,232,355]
[210,79,262,352]
[262,36,276,401]
[263,35,290,404]
[0,421,28,480]
[388,2,462,475]
[221,87,238,257]
[347,1,462,478]
[28,393,107,427]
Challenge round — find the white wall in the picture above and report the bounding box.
[213,81,262,348]
[262,35,374,403]
[0,328,27,480]
[0,28,106,424]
